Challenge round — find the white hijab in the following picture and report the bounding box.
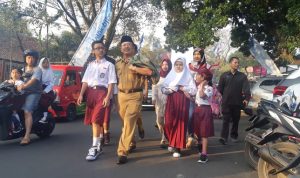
[38,57,54,90]
[162,57,196,93]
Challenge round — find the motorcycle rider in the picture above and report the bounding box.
[17,49,43,145]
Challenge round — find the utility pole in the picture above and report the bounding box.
[45,0,49,57]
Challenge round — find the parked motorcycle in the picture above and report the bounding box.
[245,98,300,177]
[0,82,55,142]
[244,99,274,169]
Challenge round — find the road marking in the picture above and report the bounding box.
[209,150,244,156]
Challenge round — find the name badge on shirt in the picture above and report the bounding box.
[100,73,105,78]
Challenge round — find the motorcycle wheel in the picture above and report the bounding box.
[257,142,300,178]
[245,130,264,170]
[35,113,55,138]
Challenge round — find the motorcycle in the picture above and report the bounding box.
[244,98,300,170]
[246,98,300,177]
[0,82,55,142]
[244,99,275,170]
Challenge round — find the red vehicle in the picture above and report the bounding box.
[49,65,84,121]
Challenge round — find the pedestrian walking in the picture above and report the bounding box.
[115,35,153,164]
[77,40,117,161]
[83,50,117,145]
[186,48,210,148]
[218,57,250,145]
[192,68,214,163]
[162,57,197,158]
[152,57,172,148]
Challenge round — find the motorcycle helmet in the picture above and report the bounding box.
[23,49,39,60]
[23,49,39,66]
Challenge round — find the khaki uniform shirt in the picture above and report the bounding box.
[115,59,145,90]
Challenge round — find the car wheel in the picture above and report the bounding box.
[66,104,77,121]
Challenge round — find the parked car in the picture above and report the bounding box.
[48,65,85,121]
[273,68,300,100]
[142,79,154,109]
[248,75,284,109]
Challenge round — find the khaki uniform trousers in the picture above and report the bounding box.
[117,91,143,156]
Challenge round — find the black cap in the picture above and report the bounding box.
[121,35,134,44]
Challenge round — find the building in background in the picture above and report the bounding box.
[0,30,39,82]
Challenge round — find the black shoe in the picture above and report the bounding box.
[160,141,168,149]
[138,129,145,139]
[117,156,128,165]
[219,138,227,145]
[230,137,239,143]
[104,132,110,145]
[197,154,208,163]
[128,145,136,153]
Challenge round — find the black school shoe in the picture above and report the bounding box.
[197,154,208,163]
[117,155,128,165]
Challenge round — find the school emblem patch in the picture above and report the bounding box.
[100,73,105,78]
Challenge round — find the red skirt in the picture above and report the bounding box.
[193,105,214,138]
[84,87,107,125]
[164,91,190,149]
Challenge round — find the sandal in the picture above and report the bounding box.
[20,138,31,146]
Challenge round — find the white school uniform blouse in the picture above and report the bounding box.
[195,85,213,106]
[82,58,117,87]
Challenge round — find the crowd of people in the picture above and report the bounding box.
[6,35,251,166]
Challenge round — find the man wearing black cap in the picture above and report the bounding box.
[115,35,153,164]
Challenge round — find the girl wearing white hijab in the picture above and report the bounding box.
[162,57,197,158]
[38,57,55,123]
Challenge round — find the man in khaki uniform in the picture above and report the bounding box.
[115,35,152,164]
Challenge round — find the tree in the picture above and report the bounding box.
[156,0,300,58]
[0,0,33,52]
[45,0,163,49]
[43,31,82,62]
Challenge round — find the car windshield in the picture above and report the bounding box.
[53,70,63,86]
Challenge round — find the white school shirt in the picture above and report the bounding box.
[82,58,117,87]
[195,84,213,106]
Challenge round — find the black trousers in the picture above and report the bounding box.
[220,105,241,140]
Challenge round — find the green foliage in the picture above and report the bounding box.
[43,31,81,63]
[156,0,300,57]
[0,0,31,36]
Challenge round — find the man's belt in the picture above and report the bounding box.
[90,86,107,90]
[119,88,143,94]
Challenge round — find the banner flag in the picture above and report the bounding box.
[70,0,112,66]
[137,33,144,54]
[249,37,281,75]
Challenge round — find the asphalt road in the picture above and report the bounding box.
[0,110,257,178]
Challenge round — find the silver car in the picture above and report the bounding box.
[248,76,284,109]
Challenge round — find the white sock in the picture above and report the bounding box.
[43,112,48,118]
[100,134,103,139]
[92,137,100,147]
